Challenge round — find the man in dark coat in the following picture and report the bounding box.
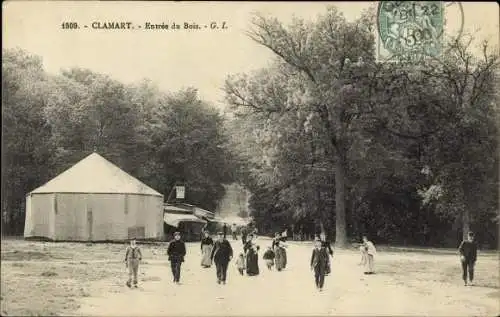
[458,231,478,286]
[167,232,186,284]
[222,223,228,239]
[211,232,233,284]
[311,237,329,291]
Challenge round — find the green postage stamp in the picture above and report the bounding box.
[377,1,446,60]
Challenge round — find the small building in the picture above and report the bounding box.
[24,152,164,241]
[163,203,207,241]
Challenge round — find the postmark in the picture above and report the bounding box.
[377,1,464,61]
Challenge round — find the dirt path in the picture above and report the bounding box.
[74,243,499,316]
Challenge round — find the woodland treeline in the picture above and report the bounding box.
[3,7,499,248]
[2,48,235,235]
[223,8,499,248]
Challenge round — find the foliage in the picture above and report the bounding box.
[2,49,234,234]
[224,7,499,248]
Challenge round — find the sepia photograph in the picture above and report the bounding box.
[1,1,499,316]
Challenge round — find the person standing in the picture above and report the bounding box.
[362,235,376,274]
[222,223,228,239]
[124,238,142,288]
[211,232,233,284]
[274,240,287,271]
[231,223,238,240]
[200,231,214,268]
[244,233,260,276]
[458,231,478,286]
[167,232,186,284]
[241,226,248,246]
[310,237,329,291]
[319,232,333,275]
[235,252,246,275]
[263,246,275,270]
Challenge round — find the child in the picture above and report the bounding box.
[310,238,329,291]
[359,243,368,266]
[124,238,142,288]
[263,246,275,270]
[235,252,245,275]
[362,236,376,274]
[458,231,478,286]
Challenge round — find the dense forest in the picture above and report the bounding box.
[223,8,499,248]
[2,7,499,248]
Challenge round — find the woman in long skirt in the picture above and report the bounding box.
[274,241,287,271]
[201,231,214,268]
[244,234,260,276]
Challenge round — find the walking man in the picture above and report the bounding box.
[231,223,238,240]
[211,232,233,284]
[311,237,329,291]
[458,231,478,286]
[167,231,186,284]
[222,223,228,239]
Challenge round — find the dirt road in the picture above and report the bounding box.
[74,241,499,316]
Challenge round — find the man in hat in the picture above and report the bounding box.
[211,231,233,284]
[222,223,228,239]
[458,231,478,286]
[167,232,186,284]
[311,237,329,291]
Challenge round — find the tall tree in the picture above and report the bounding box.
[225,7,379,247]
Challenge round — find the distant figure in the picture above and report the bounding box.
[362,235,376,274]
[231,223,238,240]
[458,231,478,286]
[244,233,260,276]
[222,223,228,239]
[211,232,233,284]
[124,238,142,288]
[263,246,275,270]
[310,237,329,291]
[167,232,186,284]
[319,232,333,275]
[201,223,208,239]
[241,226,248,245]
[200,231,214,268]
[359,244,368,266]
[236,252,246,275]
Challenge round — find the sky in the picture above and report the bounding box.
[3,1,499,110]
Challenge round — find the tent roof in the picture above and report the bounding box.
[30,152,162,196]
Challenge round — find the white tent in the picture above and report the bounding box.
[24,152,164,241]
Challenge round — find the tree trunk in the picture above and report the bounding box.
[334,155,347,248]
[462,208,470,241]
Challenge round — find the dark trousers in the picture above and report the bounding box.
[461,259,475,282]
[215,261,229,282]
[314,268,325,288]
[170,260,182,282]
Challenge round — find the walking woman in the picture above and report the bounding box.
[274,240,287,271]
[244,233,260,276]
[201,231,214,268]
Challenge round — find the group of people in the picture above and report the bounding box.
[122,229,479,291]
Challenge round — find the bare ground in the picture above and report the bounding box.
[1,238,498,316]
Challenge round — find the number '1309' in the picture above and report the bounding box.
[61,22,79,29]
